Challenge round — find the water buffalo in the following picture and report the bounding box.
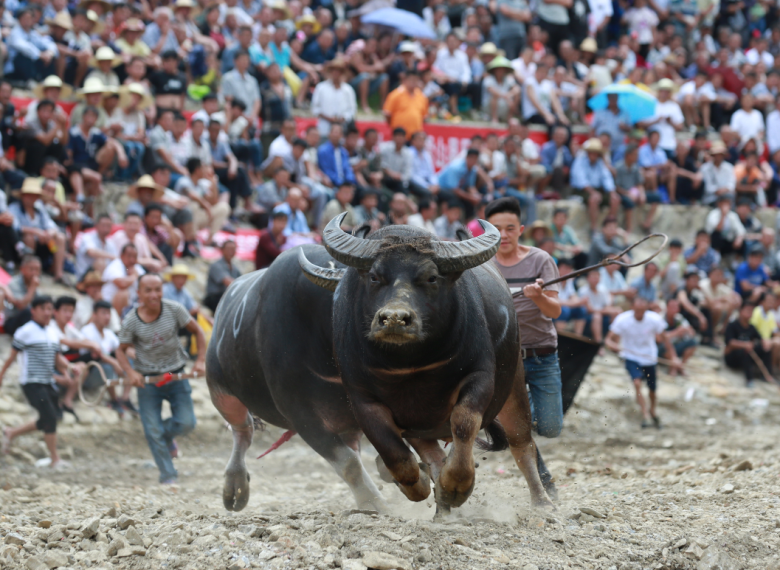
[206,216,554,513]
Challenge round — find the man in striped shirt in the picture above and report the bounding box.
[0,295,73,468]
[116,273,206,485]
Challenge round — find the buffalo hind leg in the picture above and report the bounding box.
[437,374,494,509]
[300,426,388,512]
[497,384,554,510]
[351,399,431,502]
[211,391,254,511]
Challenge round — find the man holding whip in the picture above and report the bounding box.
[116,273,207,485]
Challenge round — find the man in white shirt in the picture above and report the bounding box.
[730,93,765,145]
[75,214,118,280]
[46,295,102,419]
[434,32,472,117]
[310,58,356,136]
[745,37,774,68]
[699,141,736,205]
[74,271,122,332]
[262,118,296,174]
[521,61,568,126]
[577,269,614,344]
[81,300,132,416]
[766,96,780,156]
[678,70,716,130]
[606,297,672,428]
[102,242,146,315]
[407,198,437,235]
[638,79,683,156]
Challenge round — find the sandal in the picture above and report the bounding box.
[61,405,80,423]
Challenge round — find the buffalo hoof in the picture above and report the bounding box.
[432,500,452,522]
[357,496,390,513]
[532,496,557,511]
[543,478,559,502]
[436,460,475,509]
[374,455,395,484]
[395,462,431,502]
[223,469,251,511]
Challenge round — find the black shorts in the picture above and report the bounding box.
[21,383,60,434]
[439,82,464,97]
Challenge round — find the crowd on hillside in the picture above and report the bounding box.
[0,0,780,435]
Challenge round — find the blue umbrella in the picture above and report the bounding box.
[361,7,436,40]
[588,83,658,124]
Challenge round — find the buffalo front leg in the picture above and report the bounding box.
[315,430,388,513]
[497,379,554,510]
[352,398,431,502]
[211,391,253,511]
[437,373,494,509]
[409,438,451,518]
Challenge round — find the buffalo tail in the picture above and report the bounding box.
[475,419,509,452]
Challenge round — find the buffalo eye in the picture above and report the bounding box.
[427,275,438,284]
[369,272,381,284]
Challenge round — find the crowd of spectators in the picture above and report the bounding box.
[2,0,780,424]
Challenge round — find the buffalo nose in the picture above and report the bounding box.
[378,308,413,328]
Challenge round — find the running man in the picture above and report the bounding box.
[487,197,562,497]
[0,295,73,468]
[605,297,668,428]
[115,273,207,484]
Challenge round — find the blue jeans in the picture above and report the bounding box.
[349,72,389,96]
[502,188,536,225]
[137,379,197,482]
[231,139,264,171]
[556,306,587,322]
[524,352,563,438]
[117,141,145,181]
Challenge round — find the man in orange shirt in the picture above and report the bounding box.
[382,71,428,139]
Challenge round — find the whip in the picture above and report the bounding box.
[514,233,669,296]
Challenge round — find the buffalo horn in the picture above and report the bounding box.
[321,212,381,270]
[298,248,345,292]
[431,219,501,273]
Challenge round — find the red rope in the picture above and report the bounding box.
[256,430,297,459]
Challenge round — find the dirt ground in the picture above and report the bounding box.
[2,335,780,570]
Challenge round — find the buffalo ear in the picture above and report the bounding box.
[352,224,372,239]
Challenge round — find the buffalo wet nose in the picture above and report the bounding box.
[379,309,413,327]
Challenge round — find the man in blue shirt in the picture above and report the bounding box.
[207,116,253,210]
[272,187,311,236]
[410,131,439,194]
[570,138,618,232]
[317,123,356,188]
[302,28,336,67]
[629,262,661,310]
[6,7,59,81]
[684,229,722,274]
[539,126,573,194]
[591,94,632,161]
[735,245,774,301]
[438,148,486,218]
[68,106,110,171]
[638,130,676,203]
